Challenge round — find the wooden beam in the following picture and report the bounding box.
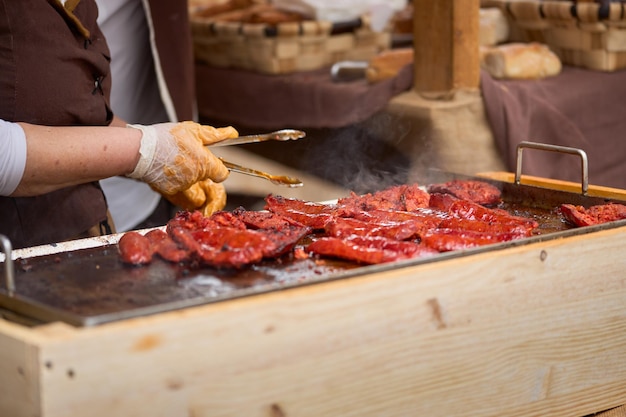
[413,0,481,97]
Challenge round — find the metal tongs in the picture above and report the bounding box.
[220,159,303,188]
[209,129,306,187]
[208,129,306,187]
[210,129,306,147]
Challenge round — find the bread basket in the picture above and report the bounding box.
[190,3,391,74]
[483,0,626,71]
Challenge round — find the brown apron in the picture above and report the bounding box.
[0,0,112,249]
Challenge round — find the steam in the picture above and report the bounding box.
[302,112,440,194]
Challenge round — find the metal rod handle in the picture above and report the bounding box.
[515,141,589,195]
[0,234,15,296]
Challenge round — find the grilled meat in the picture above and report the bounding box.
[421,228,529,252]
[427,179,502,205]
[306,235,437,265]
[324,216,422,241]
[119,179,545,268]
[349,208,445,232]
[167,210,246,232]
[119,208,311,269]
[430,193,539,231]
[231,209,312,258]
[145,229,189,263]
[118,231,154,265]
[437,216,534,237]
[232,206,309,230]
[264,195,338,230]
[338,184,430,212]
[560,203,626,227]
[192,228,271,269]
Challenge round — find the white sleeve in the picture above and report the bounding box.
[0,119,27,196]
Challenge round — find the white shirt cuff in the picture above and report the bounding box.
[0,119,27,196]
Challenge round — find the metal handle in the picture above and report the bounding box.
[0,234,15,296]
[209,129,306,147]
[515,141,589,195]
[330,60,368,82]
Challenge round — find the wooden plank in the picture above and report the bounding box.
[0,320,42,416]
[597,405,626,417]
[413,0,481,96]
[1,224,625,416]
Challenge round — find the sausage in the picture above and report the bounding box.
[145,229,189,263]
[118,231,154,265]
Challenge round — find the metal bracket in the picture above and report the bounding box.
[0,234,15,296]
[515,141,589,195]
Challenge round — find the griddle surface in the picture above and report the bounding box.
[1,244,359,326]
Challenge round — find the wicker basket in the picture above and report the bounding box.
[190,11,391,74]
[483,0,626,71]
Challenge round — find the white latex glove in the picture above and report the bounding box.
[126,121,238,195]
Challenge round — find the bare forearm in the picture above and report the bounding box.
[13,123,141,196]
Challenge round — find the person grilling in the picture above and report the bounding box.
[0,0,235,249]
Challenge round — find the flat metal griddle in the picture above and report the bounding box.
[0,244,362,326]
[2,167,626,327]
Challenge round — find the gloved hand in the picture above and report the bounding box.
[163,179,227,217]
[125,121,238,195]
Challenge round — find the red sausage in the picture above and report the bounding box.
[145,229,190,263]
[118,231,154,265]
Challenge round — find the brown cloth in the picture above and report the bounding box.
[0,0,111,249]
[481,66,626,190]
[195,63,414,130]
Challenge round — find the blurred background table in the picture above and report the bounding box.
[195,61,415,207]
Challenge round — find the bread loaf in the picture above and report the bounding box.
[208,4,307,24]
[366,48,414,83]
[190,0,259,18]
[481,42,562,80]
[479,7,509,46]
